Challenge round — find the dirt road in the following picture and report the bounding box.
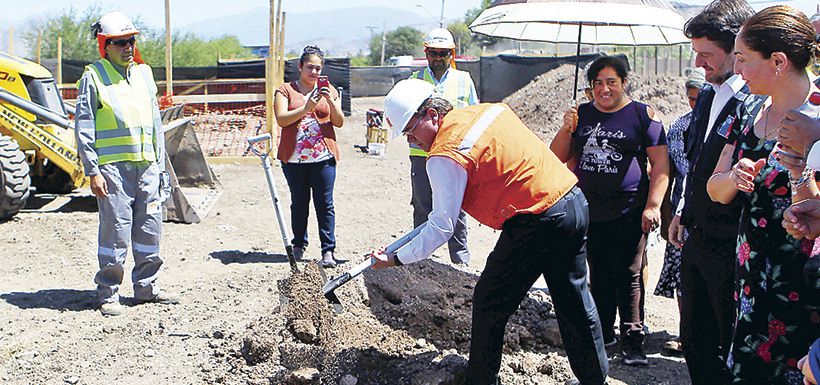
[0,97,688,385]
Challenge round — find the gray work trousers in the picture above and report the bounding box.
[410,155,470,264]
[95,161,163,304]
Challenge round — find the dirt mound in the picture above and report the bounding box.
[227,260,572,385]
[503,64,691,142]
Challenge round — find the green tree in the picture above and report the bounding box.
[23,6,106,62]
[368,26,424,65]
[463,0,495,54]
[23,6,251,67]
[447,22,473,56]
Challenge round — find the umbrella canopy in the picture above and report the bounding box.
[469,0,689,46]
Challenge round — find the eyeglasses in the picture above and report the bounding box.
[426,49,451,58]
[108,37,136,47]
[402,114,423,136]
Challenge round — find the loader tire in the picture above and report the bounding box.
[0,136,31,221]
[31,161,76,194]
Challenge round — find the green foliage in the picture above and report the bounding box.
[349,55,371,67]
[22,6,252,67]
[462,0,495,54]
[22,6,105,62]
[465,0,492,26]
[448,22,473,55]
[368,26,424,65]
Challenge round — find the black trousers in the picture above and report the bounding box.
[679,225,736,385]
[587,210,646,342]
[466,187,609,385]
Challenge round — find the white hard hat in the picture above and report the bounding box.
[384,79,435,139]
[94,12,139,38]
[423,28,455,49]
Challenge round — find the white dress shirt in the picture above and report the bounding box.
[675,74,746,216]
[396,156,468,264]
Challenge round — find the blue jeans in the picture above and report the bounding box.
[281,158,336,253]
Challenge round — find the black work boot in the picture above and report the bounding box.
[622,335,648,366]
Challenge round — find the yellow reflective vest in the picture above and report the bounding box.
[83,59,158,165]
[409,66,477,157]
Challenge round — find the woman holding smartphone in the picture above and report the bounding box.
[274,45,344,268]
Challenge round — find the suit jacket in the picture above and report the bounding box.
[680,82,749,235]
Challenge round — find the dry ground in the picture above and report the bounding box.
[0,95,688,385]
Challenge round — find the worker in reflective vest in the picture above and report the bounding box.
[375,79,609,385]
[75,12,178,317]
[407,28,478,265]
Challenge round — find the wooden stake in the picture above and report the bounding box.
[7,27,13,55]
[165,0,173,96]
[57,36,62,84]
[278,12,286,85]
[36,32,42,64]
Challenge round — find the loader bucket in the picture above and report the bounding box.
[161,105,222,223]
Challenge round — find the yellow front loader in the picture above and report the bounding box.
[0,51,220,223]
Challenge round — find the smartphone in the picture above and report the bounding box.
[316,76,329,90]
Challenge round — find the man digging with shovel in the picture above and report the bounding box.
[371,79,609,385]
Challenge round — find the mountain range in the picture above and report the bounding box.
[181,6,442,56]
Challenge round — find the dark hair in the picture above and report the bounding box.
[299,45,324,65]
[417,97,453,116]
[587,56,629,84]
[684,0,755,53]
[740,6,819,71]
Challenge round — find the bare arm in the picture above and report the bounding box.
[549,107,577,164]
[707,144,741,204]
[642,145,670,233]
[274,90,319,128]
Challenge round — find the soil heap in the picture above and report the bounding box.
[503,64,691,141]
[224,260,574,385]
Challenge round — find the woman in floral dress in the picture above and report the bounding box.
[706,6,820,384]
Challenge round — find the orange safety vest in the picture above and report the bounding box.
[428,103,578,230]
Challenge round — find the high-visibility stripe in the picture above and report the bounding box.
[409,147,429,157]
[458,105,505,153]
[99,152,151,164]
[92,61,113,86]
[85,59,157,165]
[98,246,117,257]
[95,134,152,148]
[95,126,151,140]
[133,242,160,254]
[91,61,127,131]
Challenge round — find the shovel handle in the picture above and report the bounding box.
[247,133,273,158]
[247,133,272,144]
[322,224,426,298]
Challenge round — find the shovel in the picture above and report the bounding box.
[323,225,424,305]
[247,133,299,273]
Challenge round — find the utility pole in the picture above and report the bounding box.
[439,0,445,28]
[380,29,386,66]
[164,0,173,96]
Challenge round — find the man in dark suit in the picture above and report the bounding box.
[667,0,755,383]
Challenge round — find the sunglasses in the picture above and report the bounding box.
[426,50,451,58]
[108,37,136,47]
[402,113,423,136]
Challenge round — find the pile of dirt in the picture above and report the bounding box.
[503,64,691,142]
[222,260,574,385]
